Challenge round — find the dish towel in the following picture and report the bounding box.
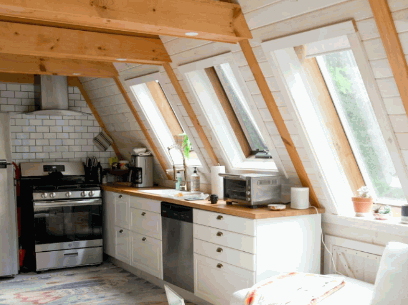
[93,132,113,152]
[245,272,345,305]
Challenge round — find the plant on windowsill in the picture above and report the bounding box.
[352,186,374,217]
[373,205,393,221]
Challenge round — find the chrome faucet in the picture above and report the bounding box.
[167,144,188,191]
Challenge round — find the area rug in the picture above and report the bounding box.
[0,262,188,305]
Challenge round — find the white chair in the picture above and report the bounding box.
[230,242,408,305]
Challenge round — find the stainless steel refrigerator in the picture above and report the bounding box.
[0,113,18,277]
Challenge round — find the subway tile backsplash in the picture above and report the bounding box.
[1,82,116,167]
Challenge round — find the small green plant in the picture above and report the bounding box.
[180,134,192,160]
[357,186,371,198]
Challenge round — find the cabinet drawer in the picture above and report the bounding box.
[115,226,131,265]
[194,239,255,271]
[194,254,255,305]
[115,194,130,229]
[130,196,160,213]
[131,232,162,279]
[194,209,255,236]
[130,208,162,240]
[194,224,256,254]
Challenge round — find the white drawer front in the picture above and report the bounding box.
[115,193,129,204]
[130,196,160,213]
[115,226,131,265]
[130,208,162,240]
[131,232,162,279]
[194,209,255,236]
[194,239,255,271]
[194,224,256,254]
[194,254,255,305]
[115,194,130,229]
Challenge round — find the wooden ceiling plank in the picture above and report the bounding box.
[0,21,170,64]
[0,54,118,78]
[0,0,252,43]
[113,75,173,180]
[163,63,220,166]
[368,0,408,117]
[71,77,122,159]
[239,39,321,208]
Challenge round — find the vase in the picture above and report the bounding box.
[352,197,373,217]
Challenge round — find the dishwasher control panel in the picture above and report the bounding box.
[161,202,193,223]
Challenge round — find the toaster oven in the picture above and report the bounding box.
[219,173,282,207]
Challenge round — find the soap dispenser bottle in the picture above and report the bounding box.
[191,167,200,193]
[175,171,182,190]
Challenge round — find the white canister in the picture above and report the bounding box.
[290,187,310,210]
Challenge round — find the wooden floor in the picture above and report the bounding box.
[0,262,193,305]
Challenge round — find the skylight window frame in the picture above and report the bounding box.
[261,21,408,213]
[178,53,284,174]
[125,72,205,171]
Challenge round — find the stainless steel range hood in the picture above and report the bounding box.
[27,75,89,116]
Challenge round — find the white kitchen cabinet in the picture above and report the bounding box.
[130,196,161,213]
[115,193,130,229]
[131,232,163,279]
[194,254,255,305]
[130,208,162,240]
[115,226,131,265]
[103,191,116,257]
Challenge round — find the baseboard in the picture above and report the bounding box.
[108,255,212,305]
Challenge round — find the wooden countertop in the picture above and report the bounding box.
[102,184,324,220]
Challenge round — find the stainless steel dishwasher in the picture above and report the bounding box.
[161,202,194,293]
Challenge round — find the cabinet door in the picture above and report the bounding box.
[115,194,130,229]
[130,208,161,240]
[115,226,131,265]
[131,232,162,279]
[103,191,116,257]
[194,254,255,305]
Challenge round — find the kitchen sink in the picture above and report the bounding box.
[139,189,191,198]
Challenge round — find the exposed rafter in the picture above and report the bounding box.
[0,54,119,78]
[239,39,321,208]
[113,75,173,180]
[163,63,220,166]
[0,0,252,43]
[70,77,122,159]
[368,0,408,118]
[0,21,171,65]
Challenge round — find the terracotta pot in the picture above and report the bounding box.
[352,197,373,217]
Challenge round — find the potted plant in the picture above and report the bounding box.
[373,205,392,220]
[352,186,374,217]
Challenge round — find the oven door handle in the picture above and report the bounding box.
[34,198,102,208]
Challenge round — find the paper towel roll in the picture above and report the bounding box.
[211,166,225,199]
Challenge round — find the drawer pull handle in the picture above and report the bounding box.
[64,252,78,257]
[119,229,124,233]
[216,232,223,237]
[142,237,147,241]
[141,212,146,216]
[217,215,223,220]
[216,247,223,253]
[217,263,223,269]
[119,195,123,199]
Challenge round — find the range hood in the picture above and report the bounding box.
[27,75,89,116]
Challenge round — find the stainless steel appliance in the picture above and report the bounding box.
[0,113,18,277]
[129,154,153,188]
[20,162,103,272]
[161,202,194,293]
[219,173,282,207]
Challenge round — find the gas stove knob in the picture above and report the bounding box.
[41,193,48,199]
[81,191,87,197]
[65,192,72,198]
[89,191,94,197]
[50,192,57,198]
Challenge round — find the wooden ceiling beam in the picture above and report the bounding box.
[0,0,252,43]
[163,63,220,166]
[113,75,173,180]
[0,54,119,78]
[368,0,408,118]
[0,21,171,64]
[239,39,321,208]
[70,77,122,159]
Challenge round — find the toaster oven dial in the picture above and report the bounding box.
[247,191,251,196]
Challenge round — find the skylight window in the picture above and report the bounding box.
[316,50,405,205]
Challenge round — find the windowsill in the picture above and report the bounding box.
[322,213,408,237]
